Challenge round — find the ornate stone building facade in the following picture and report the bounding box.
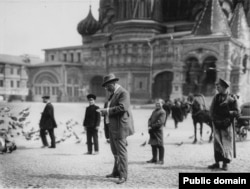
[27,45,106,102]
[28,0,250,103]
[0,54,36,101]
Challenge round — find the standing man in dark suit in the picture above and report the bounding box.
[98,73,134,184]
[39,96,57,148]
[83,94,101,155]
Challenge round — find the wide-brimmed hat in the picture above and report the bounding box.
[216,78,230,88]
[102,73,119,87]
[87,94,96,100]
[42,95,50,99]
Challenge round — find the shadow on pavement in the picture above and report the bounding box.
[146,165,208,171]
[165,141,211,146]
[128,161,147,165]
[29,174,112,182]
[41,153,81,156]
[15,146,38,150]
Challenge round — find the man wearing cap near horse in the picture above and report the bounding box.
[97,73,134,184]
[39,95,57,148]
[83,94,101,155]
[209,78,240,171]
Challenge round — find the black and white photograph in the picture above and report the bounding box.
[1,0,250,188]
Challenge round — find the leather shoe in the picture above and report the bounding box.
[106,173,119,178]
[84,152,92,155]
[116,178,126,184]
[208,163,219,169]
[222,163,228,171]
[156,161,164,165]
[146,159,157,163]
[48,146,56,148]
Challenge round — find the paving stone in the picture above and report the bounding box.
[1,106,250,188]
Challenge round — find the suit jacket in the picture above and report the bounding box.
[39,102,57,129]
[83,104,101,129]
[210,93,240,123]
[148,108,166,146]
[108,86,134,139]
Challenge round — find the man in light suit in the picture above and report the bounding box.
[98,73,134,184]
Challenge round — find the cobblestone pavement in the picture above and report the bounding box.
[1,106,250,189]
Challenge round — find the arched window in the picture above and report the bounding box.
[152,71,173,100]
[201,56,217,96]
[202,56,217,84]
[183,57,200,95]
[34,72,59,96]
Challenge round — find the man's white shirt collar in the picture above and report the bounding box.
[114,84,120,94]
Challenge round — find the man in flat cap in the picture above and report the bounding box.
[209,78,240,170]
[39,95,57,148]
[97,73,134,184]
[83,94,101,155]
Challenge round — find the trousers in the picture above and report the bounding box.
[109,132,128,179]
[40,128,56,147]
[86,128,99,153]
[151,145,164,161]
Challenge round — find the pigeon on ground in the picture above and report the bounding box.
[140,140,147,147]
[176,141,183,146]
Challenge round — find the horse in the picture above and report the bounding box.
[190,96,213,144]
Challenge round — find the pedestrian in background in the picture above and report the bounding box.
[162,99,172,126]
[147,99,166,165]
[171,99,183,129]
[98,73,134,184]
[83,94,101,155]
[180,97,190,119]
[209,78,239,171]
[39,95,57,148]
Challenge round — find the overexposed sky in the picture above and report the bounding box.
[0,0,99,59]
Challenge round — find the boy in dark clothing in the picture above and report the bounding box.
[83,94,101,155]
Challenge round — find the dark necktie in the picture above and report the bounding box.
[108,93,114,101]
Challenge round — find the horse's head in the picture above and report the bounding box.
[191,100,202,114]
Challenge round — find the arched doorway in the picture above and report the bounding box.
[153,71,173,100]
[183,57,201,96]
[90,76,105,97]
[34,72,59,96]
[200,56,217,96]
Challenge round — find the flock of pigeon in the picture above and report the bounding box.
[0,105,186,154]
[0,106,92,153]
[0,106,31,140]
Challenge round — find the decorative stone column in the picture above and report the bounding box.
[127,71,132,93]
[171,65,184,99]
[60,64,67,102]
